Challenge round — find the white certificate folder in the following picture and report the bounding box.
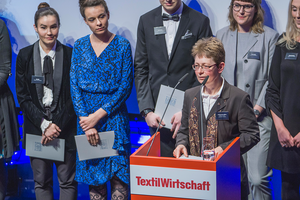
[25,134,65,162]
[75,131,118,161]
[155,85,185,129]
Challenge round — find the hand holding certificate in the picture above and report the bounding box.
[75,131,118,161]
[154,85,184,129]
[26,134,65,162]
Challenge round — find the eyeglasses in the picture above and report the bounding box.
[232,3,255,13]
[192,64,217,71]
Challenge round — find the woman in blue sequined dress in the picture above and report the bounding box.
[70,0,133,199]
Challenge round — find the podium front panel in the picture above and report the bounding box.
[131,165,216,199]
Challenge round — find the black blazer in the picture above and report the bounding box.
[134,3,212,113]
[16,41,76,151]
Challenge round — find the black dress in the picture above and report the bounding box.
[266,35,300,174]
[0,19,19,159]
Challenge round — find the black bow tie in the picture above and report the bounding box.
[162,13,180,22]
[43,55,54,91]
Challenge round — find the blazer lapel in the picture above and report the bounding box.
[169,3,189,64]
[240,31,259,58]
[155,7,169,62]
[33,41,44,108]
[225,30,238,83]
[51,41,63,111]
[194,89,207,142]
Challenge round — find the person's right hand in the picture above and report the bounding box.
[44,123,61,140]
[145,112,165,129]
[293,132,300,148]
[85,128,99,146]
[277,126,294,148]
[173,144,188,158]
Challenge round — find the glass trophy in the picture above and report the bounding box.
[202,137,215,161]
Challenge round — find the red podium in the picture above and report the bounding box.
[130,132,240,200]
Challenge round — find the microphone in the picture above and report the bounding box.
[146,73,189,156]
[201,75,209,86]
[199,76,209,160]
[178,73,189,83]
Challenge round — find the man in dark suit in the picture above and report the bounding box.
[16,39,77,200]
[173,37,260,199]
[134,0,212,157]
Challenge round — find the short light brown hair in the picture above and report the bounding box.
[79,0,109,19]
[191,37,225,65]
[228,0,265,34]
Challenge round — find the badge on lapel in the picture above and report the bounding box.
[247,51,260,60]
[285,53,298,60]
[181,30,193,39]
[154,26,166,35]
[216,111,229,120]
[31,75,44,84]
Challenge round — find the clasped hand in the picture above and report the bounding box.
[80,114,101,146]
[278,127,300,148]
[41,123,61,145]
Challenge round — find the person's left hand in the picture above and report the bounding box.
[79,114,98,131]
[253,105,264,119]
[41,134,50,145]
[293,132,300,148]
[170,111,182,139]
[85,128,99,146]
[214,146,223,159]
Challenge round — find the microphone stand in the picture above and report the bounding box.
[146,73,189,156]
[199,76,209,160]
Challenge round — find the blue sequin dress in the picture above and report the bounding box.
[70,34,133,186]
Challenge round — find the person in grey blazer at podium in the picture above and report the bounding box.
[15,3,77,200]
[216,0,278,199]
[134,0,212,157]
[173,37,260,200]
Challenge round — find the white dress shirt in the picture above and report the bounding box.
[39,41,56,133]
[202,78,225,118]
[162,2,183,58]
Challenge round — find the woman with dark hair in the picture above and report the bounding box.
[16,2,77,200]
[0,18,20,200]
[266,0,300,198]
[216,0,278,199]
[70,0,133,199]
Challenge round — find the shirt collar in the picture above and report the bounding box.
[39,41,57,60]
[161,1,183,16]
[202,77,225,99]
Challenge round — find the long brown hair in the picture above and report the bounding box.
[228,0,264,33]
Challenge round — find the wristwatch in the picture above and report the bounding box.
[253,109,261,117]
[141,109,153,118]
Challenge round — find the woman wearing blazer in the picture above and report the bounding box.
[216,0,278,199]
[15,3,77,200]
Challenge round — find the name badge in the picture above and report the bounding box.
[285,53,298,60]
[216,111,229,120]
[31,75,44,84]
[247,51,260,60]
[154,26,166,35]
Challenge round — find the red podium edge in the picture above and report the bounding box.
[130,133,240,200]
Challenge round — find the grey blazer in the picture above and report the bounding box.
[216,26,278,108]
